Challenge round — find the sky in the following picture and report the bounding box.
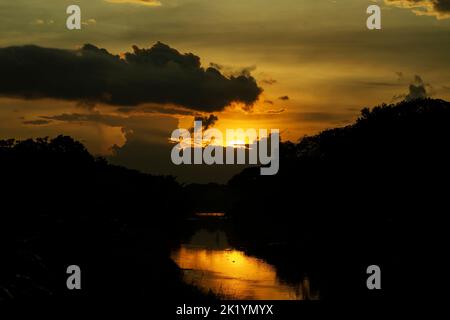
[1,0,449,183]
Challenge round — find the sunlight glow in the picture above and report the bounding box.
[172,246,316,300]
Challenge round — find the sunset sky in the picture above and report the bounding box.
[1,0,449,182]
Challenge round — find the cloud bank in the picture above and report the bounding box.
[0,42,262,112]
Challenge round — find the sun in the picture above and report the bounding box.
[226,139,247,148]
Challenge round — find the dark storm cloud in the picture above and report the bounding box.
[278,96,289,101]
[0,42,262,112]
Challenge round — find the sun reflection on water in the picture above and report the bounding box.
[171,238,317,300]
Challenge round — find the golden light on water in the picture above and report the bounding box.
[171,246,316,300]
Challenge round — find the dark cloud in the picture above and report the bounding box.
[267,108,286,114]
[278,96,290,101]
[41,112,130,128]
[435,0,450,12]
[22,119,52,125]
[406,75,428,101]
[264,100,274,105]
[192,114,219,131]
[208,62,257,78]
[393,75,431,101]
[261,78,277,86]
[117,105,197,116]
[239,66,257,77]
[0,42,262,112]
[41,111,174,144]
[385,0,450,19]
[209,62,224,70]
[42,113,119,125]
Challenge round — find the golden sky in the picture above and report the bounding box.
[1,0,449,182]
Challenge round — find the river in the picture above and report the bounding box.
[171,213,318,300]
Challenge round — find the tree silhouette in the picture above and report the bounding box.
[227,98,450,303]
[0,135,195,304]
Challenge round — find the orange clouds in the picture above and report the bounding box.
[105,0,161,7]
[385,0,450,19]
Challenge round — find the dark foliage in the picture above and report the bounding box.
[228,98,450,304]
[0,135,197,306]
[2,98,449,310]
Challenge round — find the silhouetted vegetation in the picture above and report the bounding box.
[0,135,202,305]
[184,183,229,213]
[227,98,450,303]
[2,98,448,309]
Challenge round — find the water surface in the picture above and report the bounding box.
[171,225,317,300]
